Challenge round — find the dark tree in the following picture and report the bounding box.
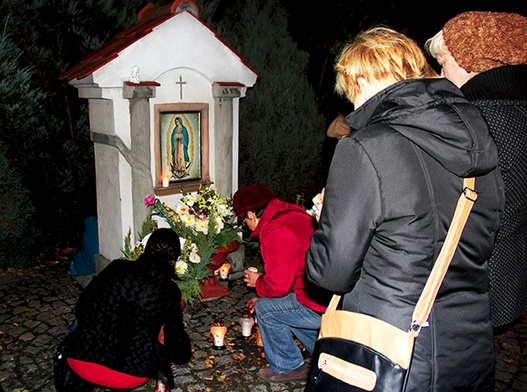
[199,0,327,203]
[0,0,162,267]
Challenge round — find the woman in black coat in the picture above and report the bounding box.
[54,228,192,392]
[425,10,527,329]
[306,27,504,391]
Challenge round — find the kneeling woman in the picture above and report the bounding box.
[54,228,192,392]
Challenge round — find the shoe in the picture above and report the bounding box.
[155,380,169,392]
[257,364,309,383]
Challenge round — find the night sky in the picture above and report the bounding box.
[280,0,527,117]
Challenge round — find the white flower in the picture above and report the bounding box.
[182,214,196,227]
[175,260,188,276]
[216,203,230,217]
[176,202,190,215]
[184,194,198,206]
[195,219,208,234]
[188,251,201,264]
[214,216,224,234]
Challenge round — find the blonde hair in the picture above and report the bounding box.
[425,30,448,60]
[335,27,438,103]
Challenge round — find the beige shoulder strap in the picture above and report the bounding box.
[325,178,477,335]
[411,177,476,332]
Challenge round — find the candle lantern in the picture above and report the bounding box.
[218,262,231,281]
[210,319,228,350]
[239,309,255,339]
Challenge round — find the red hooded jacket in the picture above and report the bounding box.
[251,199,330,313]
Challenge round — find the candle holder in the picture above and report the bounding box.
[217,262,231,288]
[218,262,231,280]
[210,319,228,350]
[239,309,255,339]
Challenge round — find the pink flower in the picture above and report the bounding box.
[144,194,156,206]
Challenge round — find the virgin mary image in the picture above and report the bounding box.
[170,116,190,178]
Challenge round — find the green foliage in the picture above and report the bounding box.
[121,229,135,260]
[0,17,45,268]
[175,279,202,306]
[0,141,40,269]
[121,229,147,262]
[0,0,161,268]
[121,215,158,261]
[295,193,307,209]
[139,214,158,239]
[199,0,327,202]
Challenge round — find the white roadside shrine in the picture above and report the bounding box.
[60,0,258,270]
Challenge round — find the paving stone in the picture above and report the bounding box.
[173,374,198,384]
[18,331,35,342]
[33,322,54,335]
[0,260,525,392]
[23,319,42,329]
[31,334,53,346]
[18,355,34,364]
[6,326,26,339]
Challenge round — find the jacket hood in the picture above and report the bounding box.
[345,78,499,177]
[250,199,309,239]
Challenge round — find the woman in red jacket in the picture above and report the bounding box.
[233,184,331,383]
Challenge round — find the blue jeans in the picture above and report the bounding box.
[254,293,322,373]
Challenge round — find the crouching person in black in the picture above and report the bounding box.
[54,228,192,392]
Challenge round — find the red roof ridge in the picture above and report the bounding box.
[138,0,199,21]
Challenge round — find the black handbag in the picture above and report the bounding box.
[306,178,477,391]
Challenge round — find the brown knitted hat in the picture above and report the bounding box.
[443,11,527,73]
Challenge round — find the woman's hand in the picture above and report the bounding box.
[244,268,262,288]
[245,297,258,313]
[311,188,325,222]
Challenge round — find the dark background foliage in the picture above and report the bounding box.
[0,0,152,267]
[205,0,327,202]
[0,0,525,268]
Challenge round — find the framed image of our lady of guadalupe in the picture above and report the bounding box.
[154,103,210,195]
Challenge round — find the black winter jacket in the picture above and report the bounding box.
[461,65,527,327]
[307,78,504,391]
[62,254,192,387]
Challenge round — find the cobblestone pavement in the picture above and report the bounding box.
[0,259,526,392]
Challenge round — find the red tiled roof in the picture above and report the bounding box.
[60,1,194,80]
[62,0,257,82]
[61,0,258,82]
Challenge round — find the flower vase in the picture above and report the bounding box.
[200,241,239,300]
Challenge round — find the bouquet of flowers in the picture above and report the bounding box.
[142,184,241,305]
